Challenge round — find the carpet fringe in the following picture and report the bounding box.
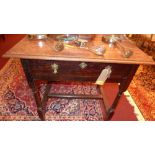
[124,90,145,121]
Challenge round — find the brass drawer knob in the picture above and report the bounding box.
[79,62,87,69]
[51,63,59,74]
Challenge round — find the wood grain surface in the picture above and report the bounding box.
[3,34,155,65]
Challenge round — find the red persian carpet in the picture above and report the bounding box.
[0,59,142,121]
[128,65,155,120]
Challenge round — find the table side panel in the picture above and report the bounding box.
[26,59,133,82]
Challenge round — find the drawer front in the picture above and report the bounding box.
[28,60,132,82]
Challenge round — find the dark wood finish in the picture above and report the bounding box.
[41,83,51,120]
[48,94,103,99]
[21,59,44,120]
[28,60,132,82]
[20,58,138,120]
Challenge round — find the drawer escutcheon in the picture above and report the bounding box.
[51,63,59,74]
[79,62,87,69]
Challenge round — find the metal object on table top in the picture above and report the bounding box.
[49,34,95,42]
[28,34,48,40]
[102,35,120,44]
[49,34,78,43]
[89,45,106,56]
[74,39,88,48]
[53,41,64,52]
[27,34,95,53]
[116,41,133,58]
[37,41,45,48]
[78,34,96,41]
[64,40,106,56]
[102,34,133,58]
[51,35,94,52]
[121,49,133,58]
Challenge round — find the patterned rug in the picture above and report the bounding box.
[0,59,104,121]
[128,65,155,120]
[0,58,146,121]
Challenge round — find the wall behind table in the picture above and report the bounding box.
[0,34,26,69]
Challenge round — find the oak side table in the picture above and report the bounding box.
[3,35,155,120]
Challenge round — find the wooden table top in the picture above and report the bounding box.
[3,34,155,65]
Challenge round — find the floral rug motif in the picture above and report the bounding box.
[0,59,104,121]
[128,65,155,120]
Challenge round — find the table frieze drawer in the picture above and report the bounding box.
[28,60,132,82]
